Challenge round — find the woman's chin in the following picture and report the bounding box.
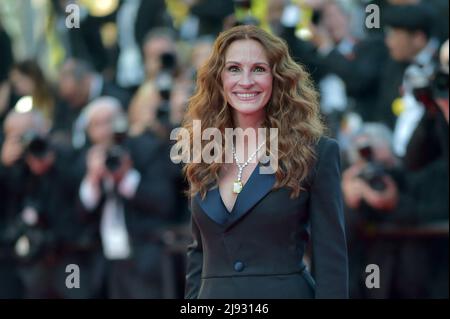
[231,104,265,116]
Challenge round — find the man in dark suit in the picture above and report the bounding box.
[383,3,441,155]
[75,97,176,298]
[309,1,389,124]
[0,109,83,298]
[342,40,449,298]
[271,0,389,134]
[53,58,131,147]
[50,0,109,73]
[0,107,24,298]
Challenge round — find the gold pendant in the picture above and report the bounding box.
[233,180,243,194]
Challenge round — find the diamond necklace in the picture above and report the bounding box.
[231,141,266,194]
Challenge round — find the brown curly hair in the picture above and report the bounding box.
[180,25,325,199]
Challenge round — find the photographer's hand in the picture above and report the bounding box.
[108,152,133,185]
[360,175,399,212]
[309,23,334,55]
[108,153,142,200]
[86,145,107,186]
[1,138,23,167]
[342,163,365,209]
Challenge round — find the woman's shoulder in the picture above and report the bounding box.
[314,135,340,164]
[305,136,340,185]
[314,136,339,155]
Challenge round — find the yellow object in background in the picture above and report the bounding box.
[256,0,313,36]
[392,97,405,116]
[80,0,119,17]
[100,22,118,48]
[165,0,190,28]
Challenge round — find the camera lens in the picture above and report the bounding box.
[160,52,176,72]
[22,132,50,158]
[105,146,124,172]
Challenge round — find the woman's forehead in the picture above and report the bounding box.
[224,39,269,64]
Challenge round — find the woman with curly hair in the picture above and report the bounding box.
[182,25,348,299]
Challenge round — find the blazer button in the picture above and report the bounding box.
[234,261,245,272]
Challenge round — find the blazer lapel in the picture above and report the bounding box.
[194,163,276,229]
[225,164,276,230]
[194,187,230,226]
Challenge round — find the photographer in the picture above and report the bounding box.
[142,28,178,83]
[55,58,131,148]
[342,123,411,299]
[343,40,449,298]
[383,3,441,158]
[365,40,449,224]
[139,29,185,132]
[76,96,175,298]
[0,109,79,298]
[342,124,401,215]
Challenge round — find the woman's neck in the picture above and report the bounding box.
[233,110,265,132]
[232,110,266,162]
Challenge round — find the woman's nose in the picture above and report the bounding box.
[238,71,255,87]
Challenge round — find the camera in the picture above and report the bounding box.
[2,206,50,263]
[406,63,449,112]
[155,52,177,124]
[356,144,387,191]
[105,145,126,172]
[21,131,51,158]
[104,116,128,173]
[156,52,177,100]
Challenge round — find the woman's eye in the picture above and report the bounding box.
[253,66,266,72]
[228,66,240,72]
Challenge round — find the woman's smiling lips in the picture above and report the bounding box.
[233,92,261,101]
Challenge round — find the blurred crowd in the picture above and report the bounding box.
[0,0,448,299]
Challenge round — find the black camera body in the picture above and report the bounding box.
[21,131,51,158]
[105,145,126,173]
[407,63,449,112]
[155,52,177,124]
[357,163,387,191]
[356,144,387,191]
[2,207,50,263]
[104,117,128,173]
[156,52,176,100]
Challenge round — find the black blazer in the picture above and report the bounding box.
[185,137,348,299]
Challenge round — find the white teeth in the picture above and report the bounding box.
[236,93,258,98]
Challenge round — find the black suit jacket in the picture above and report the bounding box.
[185,137,348,299]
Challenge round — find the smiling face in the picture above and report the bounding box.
[221,39,273,120]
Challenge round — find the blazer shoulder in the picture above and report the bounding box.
[305,136,340,185]
[315,136,339,155]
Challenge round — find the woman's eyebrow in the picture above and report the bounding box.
[225,61,270,66]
